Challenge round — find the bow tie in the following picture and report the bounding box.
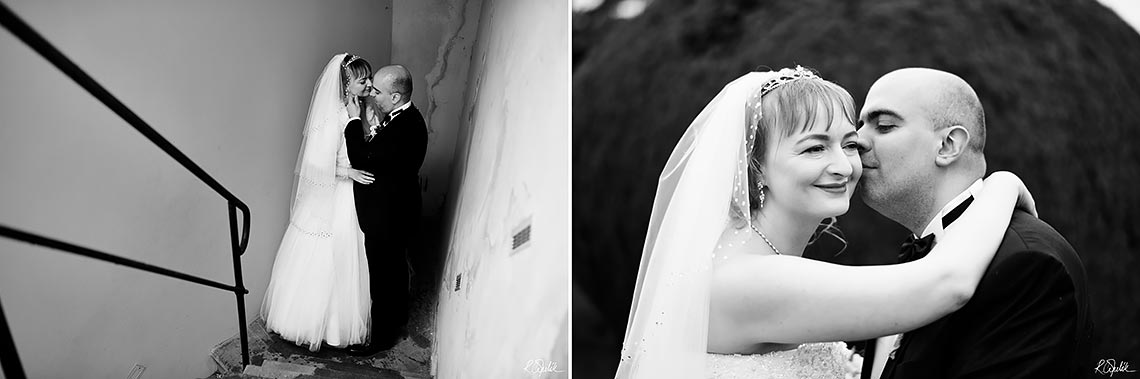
[896,196,975,264]
[897,233,936,263]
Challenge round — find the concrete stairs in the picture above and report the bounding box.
[204,317,432,379]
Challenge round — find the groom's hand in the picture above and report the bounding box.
[348,168,374,185]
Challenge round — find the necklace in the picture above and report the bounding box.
[749,222,782,255]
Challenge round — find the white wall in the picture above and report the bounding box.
[0,1,391,377]
[431,0,570,377]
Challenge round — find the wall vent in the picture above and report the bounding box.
[512,224,532,251]
[127,364,145,379]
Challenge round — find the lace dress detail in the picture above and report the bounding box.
[706,342,861,379]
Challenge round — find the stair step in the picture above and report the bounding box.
[208,317,430,378]
[238,359,406,379]
[242,364,303,379]
[260,360,318,375]
[310,363,406,379]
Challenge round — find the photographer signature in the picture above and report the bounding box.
[523,359,564,375]
[1095,359,1136,377]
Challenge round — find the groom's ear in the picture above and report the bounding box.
[934,125,970,167]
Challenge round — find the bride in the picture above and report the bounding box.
[261,53,376,351]
[615,67,1035,378]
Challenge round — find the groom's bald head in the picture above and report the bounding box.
[877,68,986,153]
[374,64,413,99]
[369,64,413,113]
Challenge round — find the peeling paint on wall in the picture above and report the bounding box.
[393,0,484,222]
[425,0,474,136]
[429,0,569,376]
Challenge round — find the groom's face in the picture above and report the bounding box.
[369,74,399,114]
[857,78,941,214]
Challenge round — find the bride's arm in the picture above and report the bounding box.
[709,171,1032,348]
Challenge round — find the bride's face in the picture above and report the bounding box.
[761,104,863,219]
[346,72,371,97]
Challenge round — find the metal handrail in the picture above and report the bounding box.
[0,226,248,294]
[0,2,253,377]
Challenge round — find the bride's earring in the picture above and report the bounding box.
[756,181,766,209]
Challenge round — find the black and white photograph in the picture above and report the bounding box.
[573,0,1140,378]
[7,0,1140,378]
[1,0,567,378]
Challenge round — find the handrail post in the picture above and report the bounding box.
[238,203,251,255]
[229,203,250,368]
[0,294,28,379]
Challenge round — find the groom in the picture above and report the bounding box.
[855,68,1092,379]
[344,64,428,356]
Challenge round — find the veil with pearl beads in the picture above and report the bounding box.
[614,70,781,378]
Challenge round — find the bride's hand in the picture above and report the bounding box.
[346,95,361,117]
[985,171,1037,217]
[347,168,374,185]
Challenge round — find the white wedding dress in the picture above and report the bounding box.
[261,136,371,350]
[706,343,858,379]
[261,54,371,351]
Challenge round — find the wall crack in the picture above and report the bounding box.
[424,0,475,136]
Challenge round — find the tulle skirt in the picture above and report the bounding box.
[261,179,370,351]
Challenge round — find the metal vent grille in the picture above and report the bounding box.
[512,225,532,250]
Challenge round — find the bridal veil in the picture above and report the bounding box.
[615,71,779,378]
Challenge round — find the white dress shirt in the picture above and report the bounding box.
[868,178,984,379]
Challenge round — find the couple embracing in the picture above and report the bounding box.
[617,67,1092,378]
[261,53,427,357]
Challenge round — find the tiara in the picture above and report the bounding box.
[759,66,820,97]
[343,54,361,68]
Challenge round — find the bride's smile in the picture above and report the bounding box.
[814,182,848,194]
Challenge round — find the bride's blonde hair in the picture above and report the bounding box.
[739,68,856,253]
[340,54,373,103]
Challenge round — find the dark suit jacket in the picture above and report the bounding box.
[344,103,427,182]
[343,103,427,231]
[877,211,1093,379]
